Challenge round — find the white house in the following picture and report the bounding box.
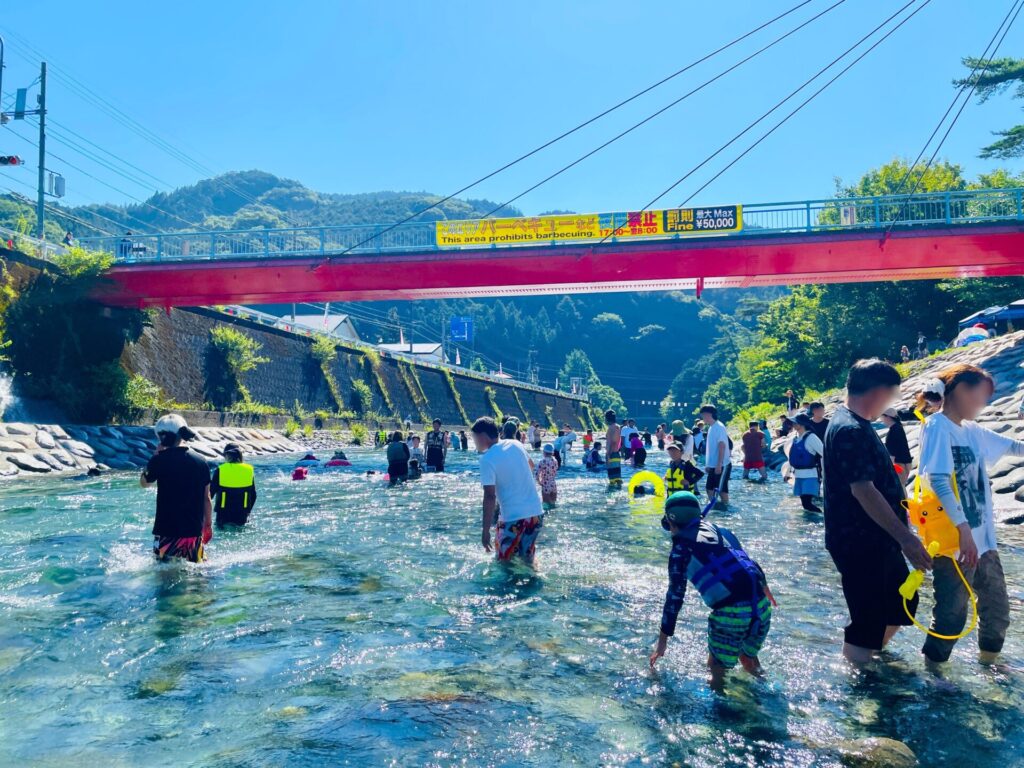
[378,342,447,365]
[281,313,361,343]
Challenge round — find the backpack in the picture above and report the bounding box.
[789,435,816,470]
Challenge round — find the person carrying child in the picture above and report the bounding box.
[649,492,775,690]
[534,444,559,508]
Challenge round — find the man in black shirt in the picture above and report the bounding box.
[880,407,913,476]
[823,360,932,664]
[141,414,212,562]
[425,419,448,473]
[808,402,829,443]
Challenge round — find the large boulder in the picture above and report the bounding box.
[60,439,95,458]
[6,453,51,472]
[0,439,25,453]
[5,423,34,436]
[34,430,56,449]
[32,452,66,471]
[42,425,70,440]
[993,466,1024,495]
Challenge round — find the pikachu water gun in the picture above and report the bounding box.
[898,474,977,640]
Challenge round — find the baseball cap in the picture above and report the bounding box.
[666,442,682,453]
[922,379,945,397]
[542,443,555,454]
[882,407,898,419]
[153,413,197,441]
[223,442,243,458]
[794,413,814,429]
[662,491,702,531]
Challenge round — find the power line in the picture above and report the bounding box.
[321,0,821,258]
[884,0,1024,235]
[671,0,934,209]
[0,183,118,236]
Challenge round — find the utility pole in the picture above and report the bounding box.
[35,62,46,239]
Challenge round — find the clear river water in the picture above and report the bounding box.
[2,447,1024,766]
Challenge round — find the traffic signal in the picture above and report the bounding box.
[0,156,23,166]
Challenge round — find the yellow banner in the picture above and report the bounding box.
[435,206,741,246]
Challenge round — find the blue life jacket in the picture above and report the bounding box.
[676,521,766,609]
[789,435,816,470]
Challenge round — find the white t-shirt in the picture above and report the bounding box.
[918,413,1017,556]
[526,425,537,444]
[562,430,578,450]
[620,426,637,444]
[787,432,823,479]
[705,421,731,469]
[676,432,694,462]
[479,440,543,524]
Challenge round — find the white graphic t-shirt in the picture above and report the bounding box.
[918,413,1016,555]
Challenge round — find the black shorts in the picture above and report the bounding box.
[532,441,542,451]
[706,464,732,496]
[830,544,917,650]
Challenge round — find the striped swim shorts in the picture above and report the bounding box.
[707,596,772,668]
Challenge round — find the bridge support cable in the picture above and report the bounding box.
[449,0,849,231]
[884,0,1024,236]
[322,0,835,261]
[614,0,932,236]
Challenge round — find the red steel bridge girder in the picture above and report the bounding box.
[93,225,1024,308]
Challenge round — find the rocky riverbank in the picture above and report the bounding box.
[0,423,302,478]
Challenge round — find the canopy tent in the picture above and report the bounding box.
[957,301,1024,332]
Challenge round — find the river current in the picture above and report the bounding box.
[1,447,1023,766]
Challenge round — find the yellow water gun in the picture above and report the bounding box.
[898,475,978,640]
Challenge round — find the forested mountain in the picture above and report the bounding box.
[4,160,1024,426]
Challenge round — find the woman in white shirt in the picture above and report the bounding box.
[918,364,1024,665]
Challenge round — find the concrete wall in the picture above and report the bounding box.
[124,308,589,429]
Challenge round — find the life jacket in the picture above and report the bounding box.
[676,521,767,609]
[215,462,255,524]
[665,460,703,492]
[789,434,816,469]
[426,430,446,451]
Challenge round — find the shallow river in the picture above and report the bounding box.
[2,447,1024,766]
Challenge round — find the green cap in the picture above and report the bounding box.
[662,491,702,531]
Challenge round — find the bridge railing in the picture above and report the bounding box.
[78,186,1024,262]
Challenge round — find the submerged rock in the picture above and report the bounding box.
[838,737,917,767]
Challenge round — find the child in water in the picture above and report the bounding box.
[409,435,425,479]
[535,443,559,508]
[585,441,605,470]
[650,492,775,690]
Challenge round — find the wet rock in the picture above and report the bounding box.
[5,423,33,436]
[6,453,52,472]
[34,430,56,449]
[838,737,917,768]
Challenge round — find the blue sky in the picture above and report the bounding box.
[0,0,1022,219]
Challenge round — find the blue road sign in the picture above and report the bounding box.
[450,316,473,343]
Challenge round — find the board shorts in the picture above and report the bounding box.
[793,476,820,497]
[496,515,543,562]
[706,464,731,496]
[606,450,622,488]
[830,543,916,650]
[743,460,765,470]
[153,535,204,563]
[708,596,772,668]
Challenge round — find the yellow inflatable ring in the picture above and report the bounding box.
[627,471,666,498]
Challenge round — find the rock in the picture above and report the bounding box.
[994,466,1024,494]
[94,463,110,472]
[123,438,150,450]
[43,425,70,440]
[990,422,1014,434]
[0,464,18,477]
[100,426,123,440]
[6,453,51,472]
[34,430,56,449]
[49,450,78,468]
[59,439,95,457]
[990,454,1024,479]
[32,452,65,471]
[0,439,26,453]
[64,426,90,441]
[189,443,217,458]
[838,737,917,768]
[0,425,6,437]
[5,423,34,436]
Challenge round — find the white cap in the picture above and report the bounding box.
[922,379,945,397]
[153,413,196,440]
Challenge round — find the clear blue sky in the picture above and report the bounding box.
[0,0,1022,218]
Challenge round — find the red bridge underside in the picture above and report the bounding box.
[94,225,1024,308]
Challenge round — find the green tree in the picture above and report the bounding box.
[589,383,626,416]
[559,349,598,385]
[955,57,1024,158]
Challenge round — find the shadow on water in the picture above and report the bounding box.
[152,565,214,642]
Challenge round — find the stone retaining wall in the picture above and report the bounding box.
[0,423,300,478]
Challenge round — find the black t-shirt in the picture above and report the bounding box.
[809,418,829,444]
[823,405,908,556]
[884,419,913,464]
[144,447,211,538]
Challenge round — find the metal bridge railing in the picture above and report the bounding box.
[77,186,1024,263]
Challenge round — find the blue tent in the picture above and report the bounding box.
[958,300,1024,332]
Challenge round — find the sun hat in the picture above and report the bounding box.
[542,443,555,455]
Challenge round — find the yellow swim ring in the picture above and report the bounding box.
[627,471,666,498]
